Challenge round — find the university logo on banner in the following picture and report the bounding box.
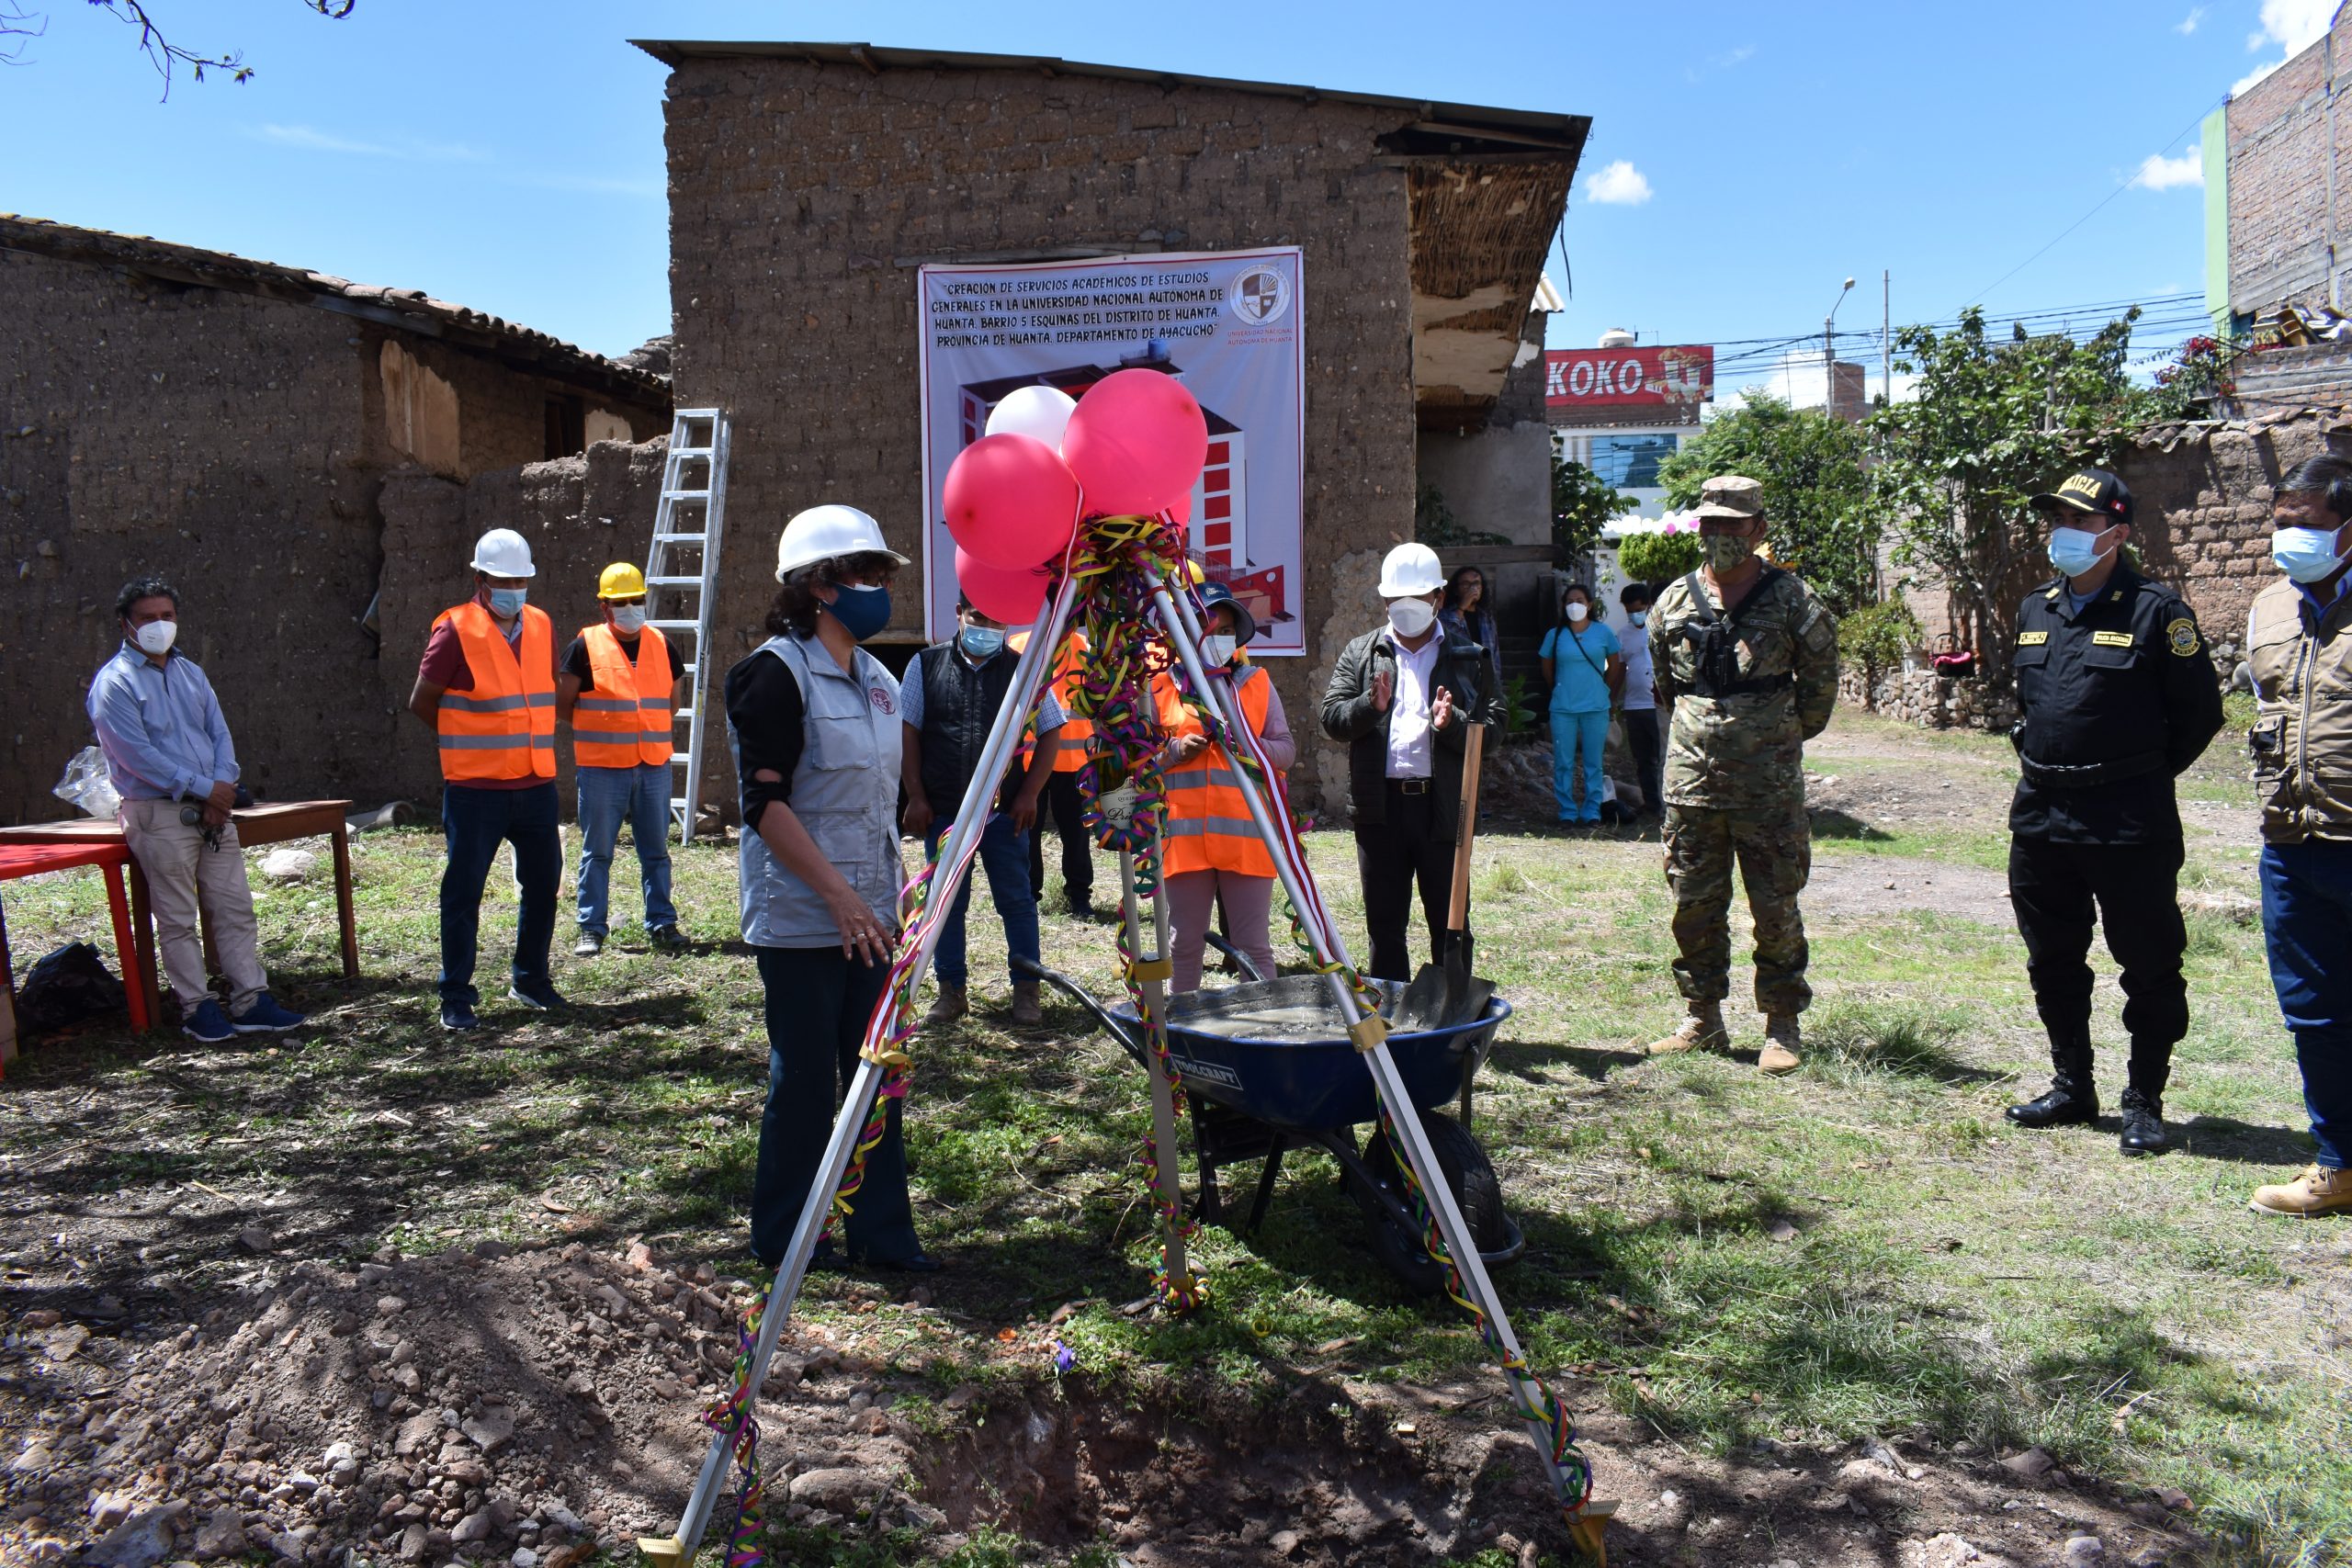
[916,249,1308,654]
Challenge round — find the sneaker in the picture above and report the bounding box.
[1758,1013,1803,1076]
[923,987,968,1028]
[441,999,480,1032]
[573,931,604,957]
[2250,1165,2352,1217]
[1647,1001,1727,1056]
[230,992,307,1034]
[181,998,235,1043]
[506,979,565,1011]
[648,924,688,953]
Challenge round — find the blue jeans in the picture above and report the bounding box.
[2260,840,2352,1168]
[438,782,560,1005]
[575,763,678,936]
[1551,708,1610,822]
[925,814,1039,988]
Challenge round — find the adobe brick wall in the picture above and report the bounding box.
[659,57,1423,818]
[2227,13,2352,317]
[0,246,670,821]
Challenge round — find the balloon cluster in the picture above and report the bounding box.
[944,370,1210,620]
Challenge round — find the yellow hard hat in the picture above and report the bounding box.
[598,562,647,599]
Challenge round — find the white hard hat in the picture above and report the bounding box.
[775,505,910,581]
[470,527,536,579]
[1376,542,1444,597]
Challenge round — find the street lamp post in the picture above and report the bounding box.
[1825,276,1855,416]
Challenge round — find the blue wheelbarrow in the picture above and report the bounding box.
[1013,947,1525,1293]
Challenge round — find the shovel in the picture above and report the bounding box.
[1401,721,1495,1029]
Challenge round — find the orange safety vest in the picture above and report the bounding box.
[572,621,675,768]
[1154,666,1277,877]
[434,601,557,783]
[1050,629,1094,773]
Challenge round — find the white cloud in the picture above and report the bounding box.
[249,123,483,162]
[1584,160,1653,206]
[2132,149,2205,190]
[2177,6,2205,32]
[2236,0,2337,92]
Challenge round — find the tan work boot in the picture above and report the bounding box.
[1758,1013,1803,1076]
[2250,1165,2352,1217]
[923,987,968,1029]
[1648,1001,1727,1056]
[1010,984,1045,1026]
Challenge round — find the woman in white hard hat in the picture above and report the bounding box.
[723,505,937,1273]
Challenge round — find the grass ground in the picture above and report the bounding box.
[1,705,2346,1565]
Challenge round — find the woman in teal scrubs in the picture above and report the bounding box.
[1538,582,1623,825]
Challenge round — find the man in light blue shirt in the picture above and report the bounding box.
[85,577,304,1043]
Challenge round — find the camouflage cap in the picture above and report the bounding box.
[1694,474,1765,520]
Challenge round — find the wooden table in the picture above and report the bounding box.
[0,841,153,1070]
[0,800,358,1032]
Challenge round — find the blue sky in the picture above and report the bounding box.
[2,0,2322,396]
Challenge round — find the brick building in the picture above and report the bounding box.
[635,40,1585,816]
[0,216,672,820]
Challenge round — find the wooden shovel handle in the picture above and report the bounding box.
[1446,722,1486,933]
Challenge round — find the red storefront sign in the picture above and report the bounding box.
[1544,344,1714,409]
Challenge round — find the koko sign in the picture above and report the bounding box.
[1544,344,1714,410]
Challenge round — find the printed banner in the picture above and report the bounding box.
[916,248,1307,654]
[1544,344,1714,411]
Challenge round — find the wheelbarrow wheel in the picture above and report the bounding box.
[1354,1112,1510,1295]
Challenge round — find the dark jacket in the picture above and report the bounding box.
[2008,564,2225,843]
[1318,625,1498,832]
[914,641,1022,811]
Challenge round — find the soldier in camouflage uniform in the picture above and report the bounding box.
[1645,475,1840,1074]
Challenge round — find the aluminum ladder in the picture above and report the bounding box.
[641,409,730,844]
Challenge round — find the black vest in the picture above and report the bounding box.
[917,641,1022,811]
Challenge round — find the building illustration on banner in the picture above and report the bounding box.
[951,340,1291,630]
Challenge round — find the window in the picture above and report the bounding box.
[1587,433,1679,491]
[543,395,586,460]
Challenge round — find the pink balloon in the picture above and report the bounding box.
[1062,369,1209,519]
[943,434,1082,570]
[956,546,1050,626]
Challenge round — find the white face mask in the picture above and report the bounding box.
[1387,597,1436,637]
[131,620,177,656]
[608,604,647,636]
[1565,602,1589,624]
[1201,634,1238,667]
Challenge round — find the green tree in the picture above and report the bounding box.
[1655,393,1876,613]
[1616,526,1703,585]
[1551,443,1636,561]
[1869,307,2143,682]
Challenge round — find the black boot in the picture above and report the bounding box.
[2118,1088,2167,1156]
[2007,1040,2098,1128]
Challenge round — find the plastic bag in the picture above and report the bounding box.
[15,942,128,1034]
[52,745,120,819]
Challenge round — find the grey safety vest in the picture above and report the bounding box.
[732,634,906,948]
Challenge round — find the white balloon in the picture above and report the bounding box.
[985,385,1079,448]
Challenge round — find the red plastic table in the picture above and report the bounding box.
[0,841,152,1073]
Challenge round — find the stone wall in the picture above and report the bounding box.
[658,55,1424,819]
[1837,667,2017,732]
[0,246,670,821]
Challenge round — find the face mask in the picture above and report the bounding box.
[958,625,1006,660]
[1565,603,1589,624]
[130,620,177,656]
[1702,534,1756,573]
[1201,633,1238,667]
[2046,525,2114,579]
[2271,525,2350,583]
[608,604,647,636]
[487,587,528,618]
[1629,611,1648,627]
[824,582,891,641]
[1387,597,1436,637]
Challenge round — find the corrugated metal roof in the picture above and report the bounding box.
[628,39,1589,150]
[0,214,667,400]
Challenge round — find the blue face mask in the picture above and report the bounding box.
[487,587,528,617]
[2046,525,2113,579]
[957,625,1007,660]
[823,582,891,641]
[2272,525,2350,583]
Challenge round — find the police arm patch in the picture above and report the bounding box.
[2166,617,2200,658]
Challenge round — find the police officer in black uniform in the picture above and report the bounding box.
[2005,468,2224,1155]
